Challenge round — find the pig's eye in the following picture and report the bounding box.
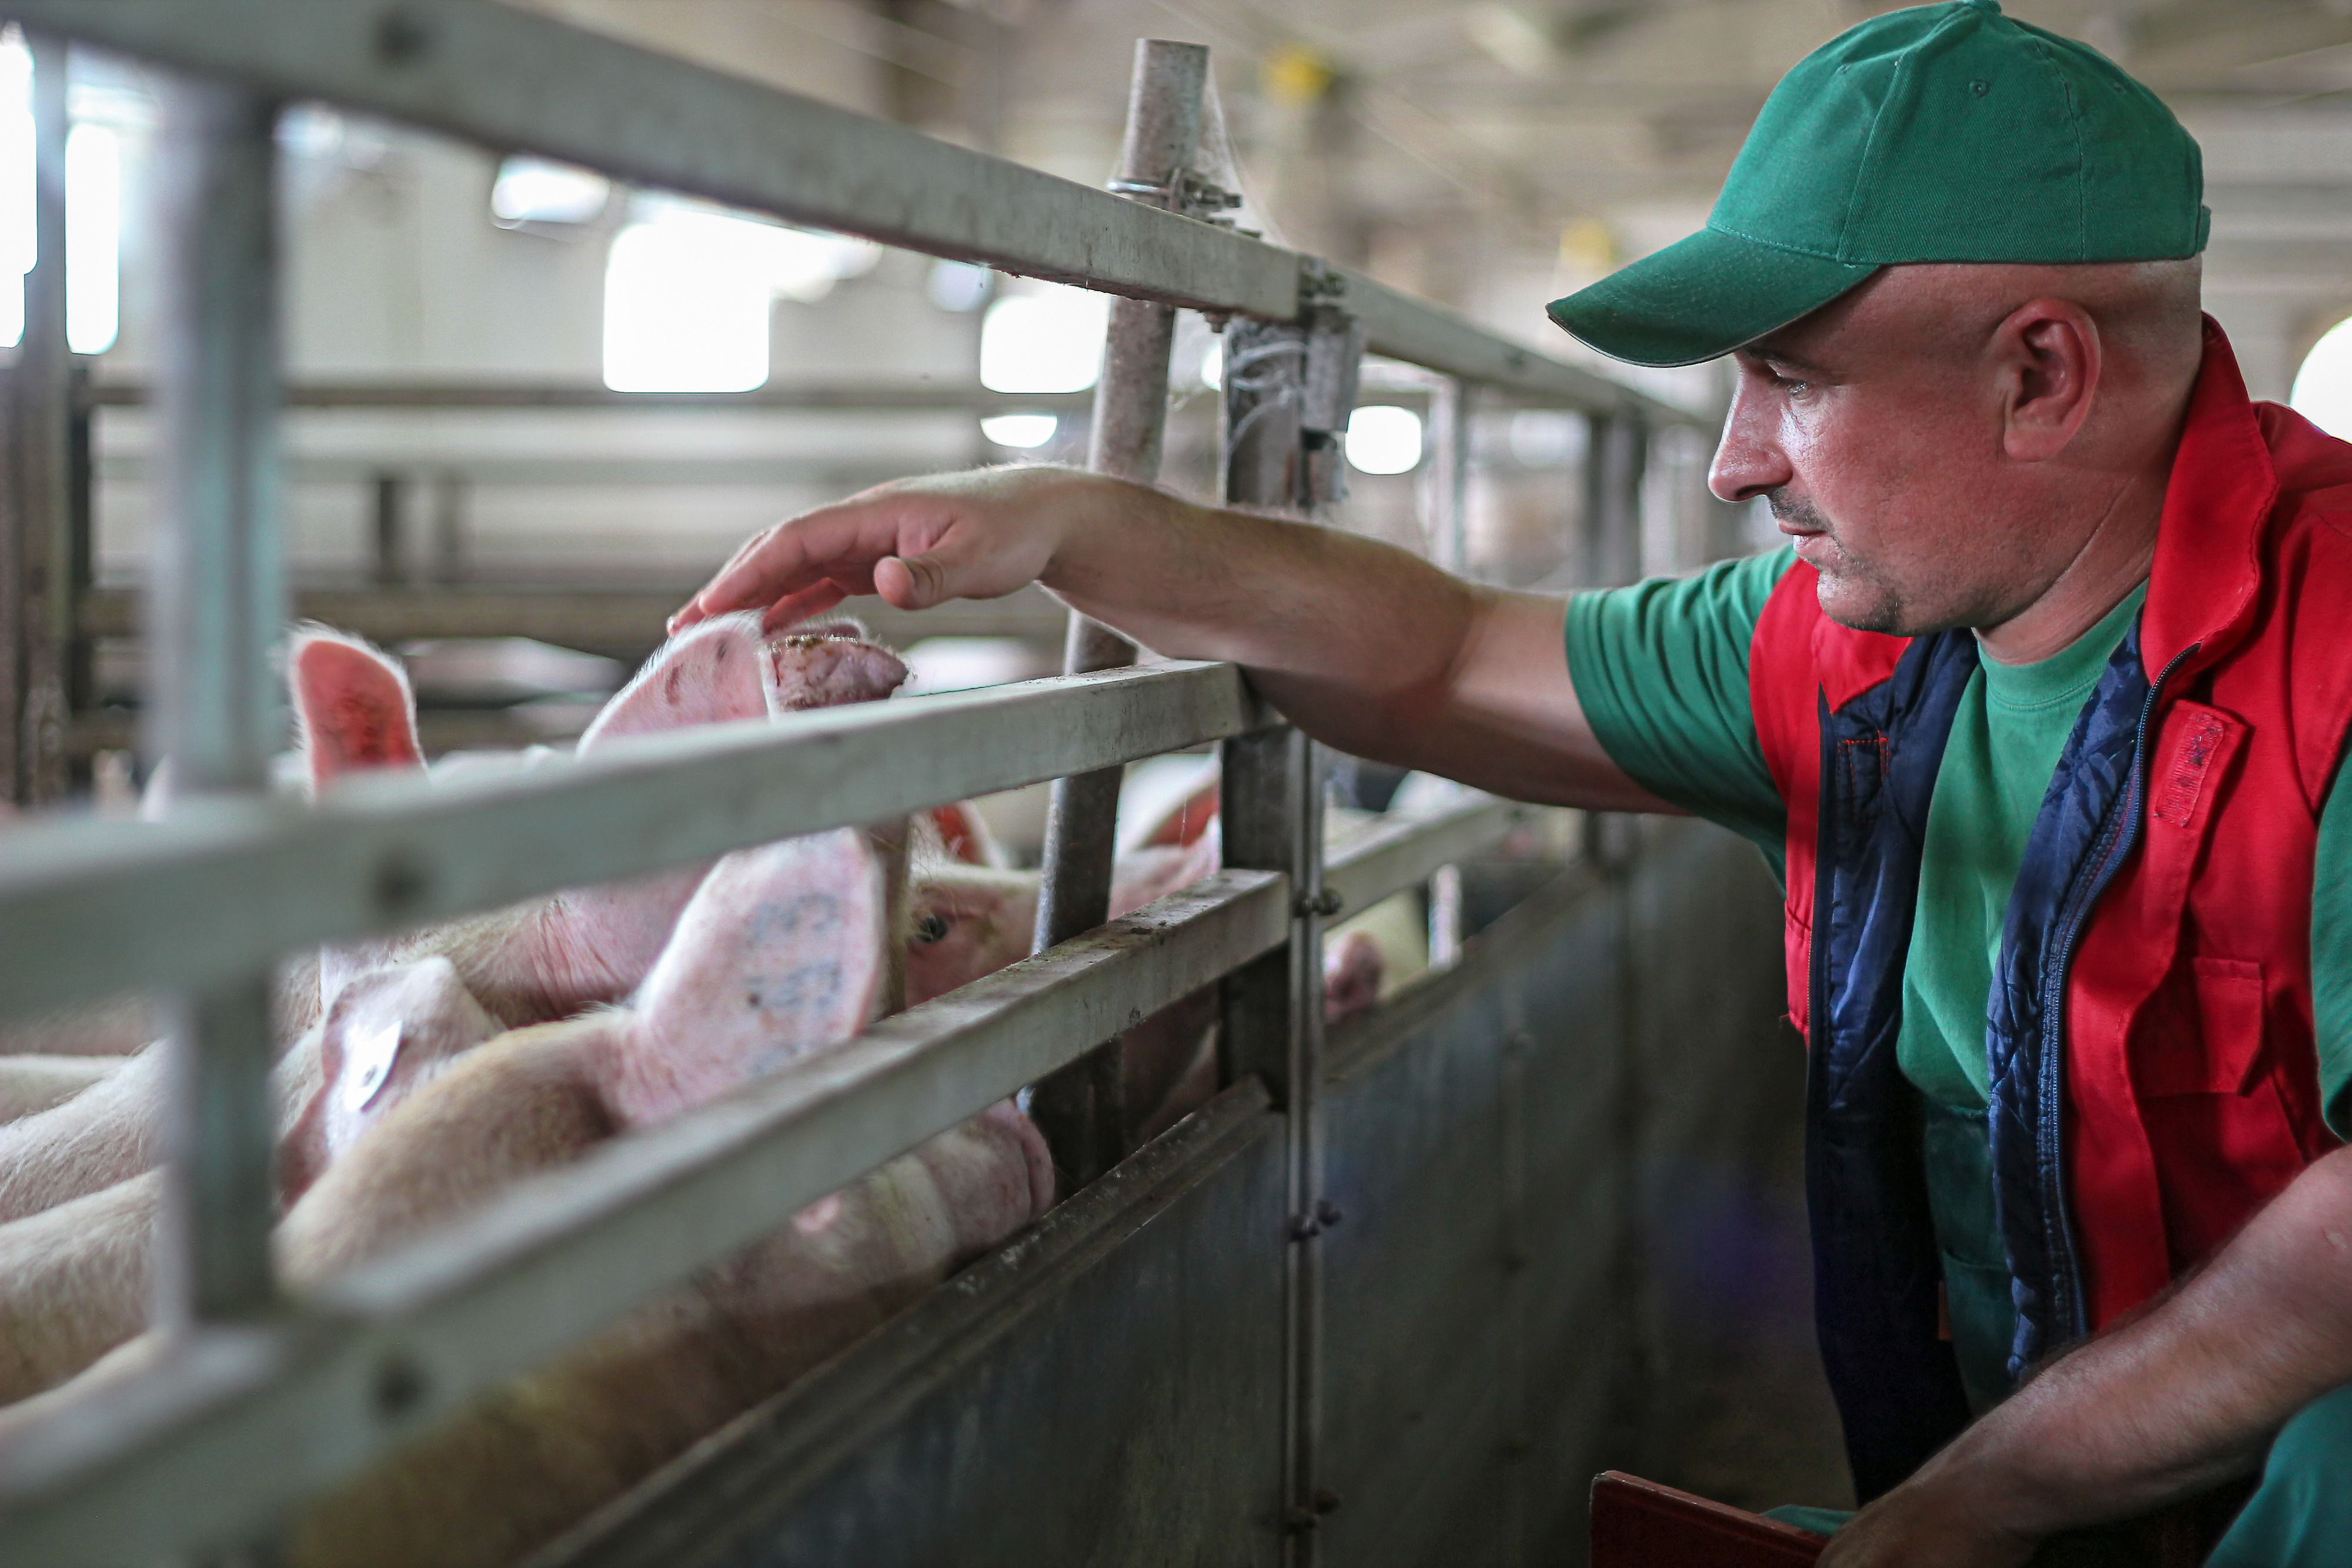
[914,911,950,944]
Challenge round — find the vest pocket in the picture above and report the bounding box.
[2133,957,2304,1271]
[2134,957,2264,1097]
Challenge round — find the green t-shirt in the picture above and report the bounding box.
[1566,549,2352,1407]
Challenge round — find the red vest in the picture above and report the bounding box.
[1753,322,2352,1337]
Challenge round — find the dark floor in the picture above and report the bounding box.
[1631,1028,1856,1518]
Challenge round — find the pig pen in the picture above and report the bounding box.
[523,815,1795,1568]
[0,7,1766,1565]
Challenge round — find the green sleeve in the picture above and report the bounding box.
[2310,769,2352,1139]
[1562,546,1796,872]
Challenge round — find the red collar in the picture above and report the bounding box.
[2140,318,2278,678]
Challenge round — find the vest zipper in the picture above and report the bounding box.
[2033,640,2198,1344]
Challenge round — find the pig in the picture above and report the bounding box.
[0,1057,121,1124]
[0,618,910,1226]
[0,827,1051,1568]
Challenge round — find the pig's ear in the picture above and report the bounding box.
[579,612,768,753]
[609,827,889,1125]
[928,802,1006,868]
[290,627,423,797]
[1132,771,1221,851]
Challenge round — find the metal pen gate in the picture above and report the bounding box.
[0,6,1756,1564]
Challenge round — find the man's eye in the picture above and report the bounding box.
[914,911,950,944]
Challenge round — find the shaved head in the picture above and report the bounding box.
[1712,258,2205,661]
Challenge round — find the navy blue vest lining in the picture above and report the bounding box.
[1804,621,2168,1499]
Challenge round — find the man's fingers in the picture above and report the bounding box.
[875,554,948,610]
[758,583,850,635]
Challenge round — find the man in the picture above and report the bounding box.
[675,1,2352,1559]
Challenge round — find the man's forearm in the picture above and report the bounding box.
[1037,475,1661,807]
[1865,1148,2352,1545]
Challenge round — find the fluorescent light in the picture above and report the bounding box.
[980,413,1058,449]
[1346,405,1424,475]
[927,259,991,313]
[490,155,610,228]
[979,285,1110,394]
[65,122,117,353]
[2293,318,2352,442]
[0,30,28,350]
[1201,336,1223,389]
[602,202,881,393]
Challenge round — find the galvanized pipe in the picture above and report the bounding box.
[147,75,286,1326]
[1216,305,1337,1562]
[1030,38,1208,1187]
[9,30,72,805]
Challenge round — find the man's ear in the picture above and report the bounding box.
[1996,298,2102,462]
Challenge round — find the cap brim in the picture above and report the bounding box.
[1546,226,1879,368]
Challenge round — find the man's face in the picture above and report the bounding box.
[1708,269,2059,637]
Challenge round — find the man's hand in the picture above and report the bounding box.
[673,464,1665,811]
[674,465,1093,636]
[1817,1144,2352,1562]
[1816,1466,2039,1567]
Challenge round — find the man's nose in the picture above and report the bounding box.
[1707,385,1792,503]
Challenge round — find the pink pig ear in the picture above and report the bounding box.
[929,802,1007,868]
[578,612,769,753]
[291,627,423,796]
[1140,775,1220,849]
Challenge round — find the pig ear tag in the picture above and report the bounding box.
[342,1020,405,1114]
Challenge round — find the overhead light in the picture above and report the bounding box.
[927,259,992,313]
[602,199,881,393]
[65,122,118,353]
[1200,336,1224,389]
[980,285,1110,394]
[2292,318,2352,442]
[1346,405,1424,475]
[980,413,1058,449]
[491,155,612,229]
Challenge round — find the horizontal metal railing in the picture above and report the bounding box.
[0,789,1526,1565]
[0,661,1261,1022]
[2,0,1702,427]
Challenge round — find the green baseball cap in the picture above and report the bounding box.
[1546,0,2207,367]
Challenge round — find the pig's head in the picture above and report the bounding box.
[918,801,1007,870]
[603,826,892,1126]
[280,955,502,1199]
[904,867,1038,1007]
[1322,928,1385,1022]
[289,627,424,797]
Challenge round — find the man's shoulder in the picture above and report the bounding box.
[2259,402,2352,539]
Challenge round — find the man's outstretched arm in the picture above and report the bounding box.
[1820,1142,2352,1567]
[674,464,1669,811]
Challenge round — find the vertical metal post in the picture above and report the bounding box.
[1424,377,1469,574]
[1028,39,1208,1188]
[8,31,71,804]
[1217,294,1335,1563]
[370,472,406,587]
[1424,376,1470,969]
[1582,412,1645,589]
[430,472,467,584]
[148,76,285,1326]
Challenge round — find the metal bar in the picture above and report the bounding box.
[11,29,69,805]
[1321,794,1526,920]
[1031,38,1207,1187]
[370,472,405,587]
[1582,414,1646,589]
[0,661,1262,1024]
[85,380,1102,413]
[0,1,1702,423]
[1424,377,1469,575]
[0,869,1292,1566]
[76,585,1075,660]
[147,75,288,1327]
